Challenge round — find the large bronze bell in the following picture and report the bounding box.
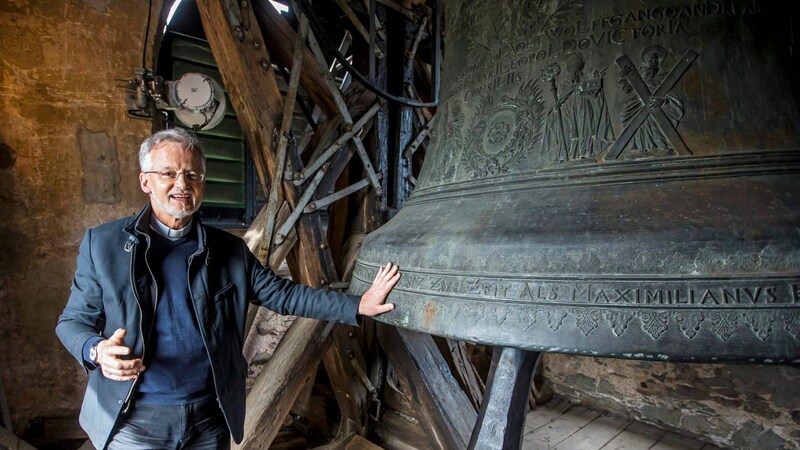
[350,0,800,447]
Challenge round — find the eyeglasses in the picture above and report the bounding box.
[143,170,205,183]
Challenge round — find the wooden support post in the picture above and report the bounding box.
[366,3,389,227]
[392,18,417,210]
[235,319,336,450]
[377,325,476,450]
[196,0,283,199]
[260,14,309,261]
[252,0,339,117]
[437,338,485,411]
[322,325,371,436]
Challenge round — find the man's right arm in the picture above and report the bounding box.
[55,229,107,372]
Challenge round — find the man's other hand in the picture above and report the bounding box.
[358,262,400,316]
[95,328,145,381]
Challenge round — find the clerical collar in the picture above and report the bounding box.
[150,215,193,240]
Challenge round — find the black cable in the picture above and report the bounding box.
[142,0,153,69]
[295,0,439,108]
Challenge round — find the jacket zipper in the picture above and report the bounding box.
[122,233,159,413]
[187,249,233,431]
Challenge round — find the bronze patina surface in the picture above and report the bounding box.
[351,0,800,363]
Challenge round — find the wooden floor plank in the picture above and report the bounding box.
[520,401,727,450]
[551,413,633,450]
[523,400,573,433]
[650,431,705,450]
[599,421,667,450]
[522,405,602,449]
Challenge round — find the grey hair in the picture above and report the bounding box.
[138,128,207,172]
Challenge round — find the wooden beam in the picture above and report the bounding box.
[377,325,476,450]
[235,319,335,450]
[436,338,484,411]
[197,0,282,198]
[252,0,339,117]
[323,326,371,435]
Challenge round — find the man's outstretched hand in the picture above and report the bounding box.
[358,262,400,316]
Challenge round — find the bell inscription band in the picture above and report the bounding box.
[352,0,800,364]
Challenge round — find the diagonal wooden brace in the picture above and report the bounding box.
[260,15,310,262]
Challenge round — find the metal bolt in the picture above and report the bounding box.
[235,25,242,33]
[319,243,327,250]
[344,123,353,132]
[253,41,261,49]
[261,60,270,70]
[320,279,327,285]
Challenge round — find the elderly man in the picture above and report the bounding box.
[56,128,399,449]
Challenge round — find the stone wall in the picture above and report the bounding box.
[543,354,800,449]
[0,0,155,437]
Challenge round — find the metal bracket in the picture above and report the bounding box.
[403,122,430,158]
[304,178,370,213]
[273,164,327,245]
[348,349,382,422]
[293,101,382,185]
[222,0,250,41]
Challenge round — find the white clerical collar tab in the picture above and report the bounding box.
[150,215,193,240]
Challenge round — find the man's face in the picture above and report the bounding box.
[139,141,206,228]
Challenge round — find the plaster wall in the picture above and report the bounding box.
[543,354,800,449]
[0,0,155,436]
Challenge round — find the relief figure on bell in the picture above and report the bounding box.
[618,45,685,155]
[541,52,615,162]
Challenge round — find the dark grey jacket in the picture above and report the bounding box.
[56,205,360,449]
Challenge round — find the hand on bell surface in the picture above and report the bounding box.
[96,328,145,381]
[358,262,400,317]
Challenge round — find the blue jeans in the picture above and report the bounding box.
[107,397,230,450]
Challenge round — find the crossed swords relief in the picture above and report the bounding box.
[602,49,699,161]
